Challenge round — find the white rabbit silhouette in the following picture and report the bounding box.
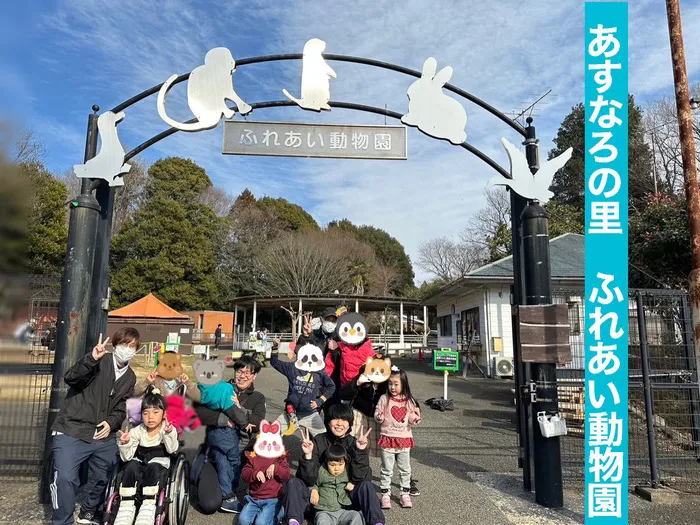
[402,57,467,145]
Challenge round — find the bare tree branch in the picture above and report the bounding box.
[417,237,455,280]
[13,128,46,164]
[417,236,484,281]
[200,186,234,217]
[368,264,399,296]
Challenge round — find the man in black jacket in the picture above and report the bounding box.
[283,404,385,525]
[193,355,266,514]
[50,328,138,525]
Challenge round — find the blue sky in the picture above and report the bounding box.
[3,0,700,283]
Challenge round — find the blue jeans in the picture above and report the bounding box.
[50,433,118,525]
[207,426,241,499]
[238,496,284,525]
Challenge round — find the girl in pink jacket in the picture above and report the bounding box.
[374,366,421,510]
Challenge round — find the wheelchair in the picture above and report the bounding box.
[102,453,190,525]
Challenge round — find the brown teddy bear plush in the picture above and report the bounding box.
[134,352,195,397]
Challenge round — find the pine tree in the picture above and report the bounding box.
[110,157,221,310]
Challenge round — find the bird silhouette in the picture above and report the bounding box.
[486,138,573,203]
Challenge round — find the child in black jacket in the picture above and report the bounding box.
[270,341,335,436]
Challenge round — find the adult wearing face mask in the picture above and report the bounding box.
[50,328,139,525]
[297,307,342,404]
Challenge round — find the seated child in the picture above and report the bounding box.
[239,420,291,525]
[310,444,363,525]
[114,386,179,525]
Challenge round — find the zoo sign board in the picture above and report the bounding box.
[222,121,407,159]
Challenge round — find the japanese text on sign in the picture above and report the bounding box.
[222,121,407,159]
[585,3,628,522]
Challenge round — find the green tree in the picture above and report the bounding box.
[110,157,221,310]
[328,220,414,293]
[629,193,690,289]
[23,161,68,276]
[549,95,654,209]
[257,196,319,231]
[480,199,583,263]
[404,278,453,301]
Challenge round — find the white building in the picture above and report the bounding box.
[421,233,585,378]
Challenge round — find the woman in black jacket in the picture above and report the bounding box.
[283,404,385,525]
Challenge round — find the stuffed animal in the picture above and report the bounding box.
[165,393,201,435]
[324,312,377,387]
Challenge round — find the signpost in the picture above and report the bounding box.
[433,349,459,400]
[222,121,407,159]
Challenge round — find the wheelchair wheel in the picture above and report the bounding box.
[102,468,124,525]
[168,453,190,525]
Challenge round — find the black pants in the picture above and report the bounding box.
[122,460,168,492]
[283,478,385,525]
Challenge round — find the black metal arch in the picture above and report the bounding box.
[111,53,526,137]
[110,52,529,180]
[123,100,511,179]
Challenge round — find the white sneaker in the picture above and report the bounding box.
[114,486,137,525]
[114,501,136,525]
[134,485,159,525]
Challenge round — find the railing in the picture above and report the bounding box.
[231,332,437,351]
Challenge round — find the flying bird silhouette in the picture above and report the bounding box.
[486,138,573,203]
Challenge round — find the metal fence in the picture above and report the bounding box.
[0,275,59,480]
[553,288,700,493]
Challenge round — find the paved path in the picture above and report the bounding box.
[3,355,700,524]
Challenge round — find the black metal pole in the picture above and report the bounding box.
[636,292,661,488]
[511,190,532,490]
[84,182,116,356]
[39,106,102,503]
[521,118,563,508]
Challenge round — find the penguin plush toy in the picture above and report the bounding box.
[325,312,377,387]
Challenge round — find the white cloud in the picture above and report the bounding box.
[26,0,700,285]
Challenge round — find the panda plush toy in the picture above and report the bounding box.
[325,312,378,387]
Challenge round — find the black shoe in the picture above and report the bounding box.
[76,509,100,525]
[409,480,420,496]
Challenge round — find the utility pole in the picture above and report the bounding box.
[666,0,700,370]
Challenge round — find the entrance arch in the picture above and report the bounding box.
[43,44,567,507]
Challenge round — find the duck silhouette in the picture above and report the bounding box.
[486,138,573,203]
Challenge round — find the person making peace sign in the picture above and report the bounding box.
[113,386,179,525]
[50,328,140,525]
[282,404,386,525]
